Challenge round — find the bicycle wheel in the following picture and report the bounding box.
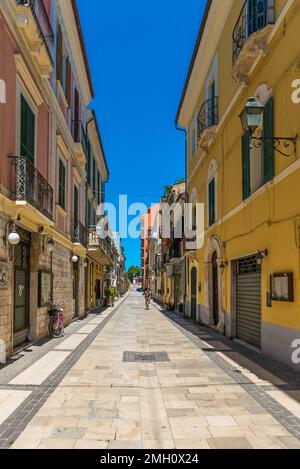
[49,317,63,338]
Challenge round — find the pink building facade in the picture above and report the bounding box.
[0,1,109,357]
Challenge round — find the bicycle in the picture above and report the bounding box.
[145,297,151,310]
[48,304,65,338]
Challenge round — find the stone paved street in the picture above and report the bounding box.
[1,291,300,449]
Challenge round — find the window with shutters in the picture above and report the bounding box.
[56,24,63,83]
[65,57,71,107]
[73,88,80,141]
[87,200,91,228]
[208,178,216,226]
[93,157,96,197]
[97,170,101,205]
[73,184,79,227]
[58,159,66,210]
[207,159,217,227]
[241,96,274,200]
[86,139,91,186]
[101,182,105,205]
[20,94,35,162]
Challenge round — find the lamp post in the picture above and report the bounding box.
[239,97,297,157]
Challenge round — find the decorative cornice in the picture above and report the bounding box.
[14,54,43,106]
[56,135,70,160]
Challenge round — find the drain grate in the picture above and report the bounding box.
[123,351,170,363]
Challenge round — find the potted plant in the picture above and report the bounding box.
[105,288,115,307]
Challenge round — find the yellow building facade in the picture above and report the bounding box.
[176,0,300,371]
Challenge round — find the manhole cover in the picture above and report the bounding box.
[123,352,170,363]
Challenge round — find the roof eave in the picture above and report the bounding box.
[71,0,95,99]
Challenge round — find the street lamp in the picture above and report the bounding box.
[219,261,228,274]
[256,249,269,266]
[8,228,20,246]
[46,238,54,253]
[239,97,297,157]
[239,97,264,135]
[71,254,78,263]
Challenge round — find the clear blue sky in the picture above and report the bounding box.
[77,0,206,269]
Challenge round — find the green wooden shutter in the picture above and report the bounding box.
[208,178,215,226]
[263,97,274,184]
[20,94,35,162]
[97,170,101,204]
[242,131,251,200]
[87,201,91,227]
[101,182,105,205]
[93,157,96,196]
[86,139,91,185]
[74,185,78,226]
[58,160,65,209]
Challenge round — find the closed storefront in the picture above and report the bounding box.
[236,255,262,349]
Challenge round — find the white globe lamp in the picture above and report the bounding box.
[8,229,20,246]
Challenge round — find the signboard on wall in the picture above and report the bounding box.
[0,261,8,289]
[38,270,53,307]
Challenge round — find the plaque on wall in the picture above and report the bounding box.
[270,273,294,302]
[38,270,53,307]
[0,261,8,289]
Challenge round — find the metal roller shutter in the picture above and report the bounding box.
[236,255,262,349]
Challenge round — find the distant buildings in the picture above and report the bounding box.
[140,183,185,313]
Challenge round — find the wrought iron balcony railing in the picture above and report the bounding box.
[11,156,53,220]
[72,120,88,155]
[232,0,274,65]
[72,221,88,247]
[16,0,54,64]
[197,97,219,140]
[88,227,115,262]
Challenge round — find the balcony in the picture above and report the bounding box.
[197,97,218,152]
[14,0,54,77]
[11,156,53,221]
[232,0,274,83]
[72,121,87,167]
[169,242,181,260]
[88,227,114,265]
[72,221,88,247]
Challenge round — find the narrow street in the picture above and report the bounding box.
[0,291,300,450]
